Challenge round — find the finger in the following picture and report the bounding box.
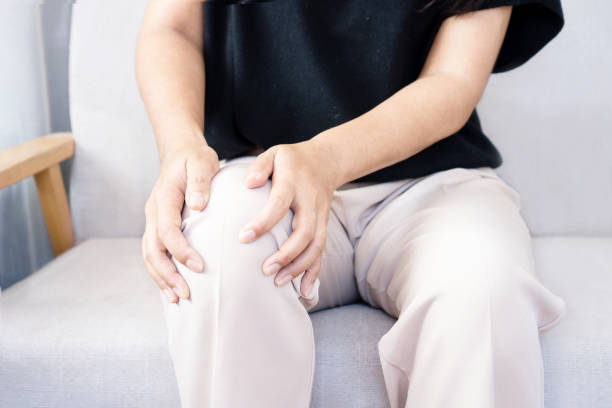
[301,255,321,298]
[245,148,275,189]
[143,225,191,299]
[142,213,177,303]
[156,188,205,273]
[274,217,327,287]
[238,177,294,243]
[142,237,178,304]
[185,157,212,211]
[142,243,169,293]
[144,258,178,303]
[150,245,191,299]
[261,204,316,276]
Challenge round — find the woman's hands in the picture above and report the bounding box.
[142,139,220,303]
[238,141,342,298]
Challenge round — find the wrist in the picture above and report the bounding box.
[308,130,350,190]
[158,130,213,163]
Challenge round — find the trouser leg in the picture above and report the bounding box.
[353,167,567,408]
[160,156,318,408]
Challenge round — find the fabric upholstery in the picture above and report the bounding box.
[12,0,606,406]
[68,0,612,240]
[1,237,611,407]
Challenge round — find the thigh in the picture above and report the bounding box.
[354,166,564,330]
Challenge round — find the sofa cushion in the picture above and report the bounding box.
[1,237,611,407]
[533,237,612,408]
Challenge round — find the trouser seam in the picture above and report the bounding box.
[209,192,227,407]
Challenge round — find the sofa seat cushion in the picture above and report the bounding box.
[1,237,611,407]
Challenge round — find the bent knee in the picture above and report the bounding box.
[170,158,299,303]
[180,158,293,251]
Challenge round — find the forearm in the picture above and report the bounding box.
[135,27,207,161]
[310,72,481,188]
[310,6,511,188]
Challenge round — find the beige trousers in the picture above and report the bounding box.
[160,155,567,408]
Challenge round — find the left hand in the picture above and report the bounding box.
[237,140,341,297]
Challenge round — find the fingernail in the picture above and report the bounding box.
[187,192,208,208]
[263,262,280,276]
[173,286,188,299]
[275,272,293,287]
[186,258,204,273]
[238,228,256,243]
[303,280,314,298]
[163,288,175,302]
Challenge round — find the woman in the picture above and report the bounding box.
[135,0,567,407]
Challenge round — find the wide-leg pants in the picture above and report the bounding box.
[160,155,567,408]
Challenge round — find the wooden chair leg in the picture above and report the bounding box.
[34,164,74,256]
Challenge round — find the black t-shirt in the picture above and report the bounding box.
[202,0,564,182]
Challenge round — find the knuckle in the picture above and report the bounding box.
[271,193,291,210]
[285,259,306,276]
[190,174,208,185]
[292,265,307,277]
[277,252,292,265]
[159,266,176,282]
[157,223,174,240]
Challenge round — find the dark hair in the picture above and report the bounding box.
[420,0,488,15]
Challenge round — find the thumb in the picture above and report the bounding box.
[245,148,275,189]
[185,157,213,211]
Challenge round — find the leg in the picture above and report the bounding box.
[160,156,315,408]
[354,167,567,408]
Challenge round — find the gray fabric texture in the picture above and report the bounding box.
[4,0,608,406]
[1,237,611,407]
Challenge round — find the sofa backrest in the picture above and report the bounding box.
[68,0,612,242]
[69,0,159,242]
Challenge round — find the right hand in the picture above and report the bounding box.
[142,139,220,303]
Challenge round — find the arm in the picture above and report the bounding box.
[311,5,513,187]
[137,0,218,303]
[136,0,207,159]
[241,6,513,298]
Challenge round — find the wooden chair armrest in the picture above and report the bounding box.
[0,132,74,188]
[0,132,75,256]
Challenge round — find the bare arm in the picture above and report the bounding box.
[137,0,218,303]
[135,0,207,159]
[242,6,513,297]
[311,6,513,187]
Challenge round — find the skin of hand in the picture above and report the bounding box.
[136,0,211,303]
[138,1,511,302]
[239,141,342,298]
[142,139,219,303]
[238,5,512,297]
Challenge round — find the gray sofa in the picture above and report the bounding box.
[1,1,611,407]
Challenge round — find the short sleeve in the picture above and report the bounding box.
[441,0,564,73]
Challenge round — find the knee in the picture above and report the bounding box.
[176,159,296,304]
[183,159,289,235]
